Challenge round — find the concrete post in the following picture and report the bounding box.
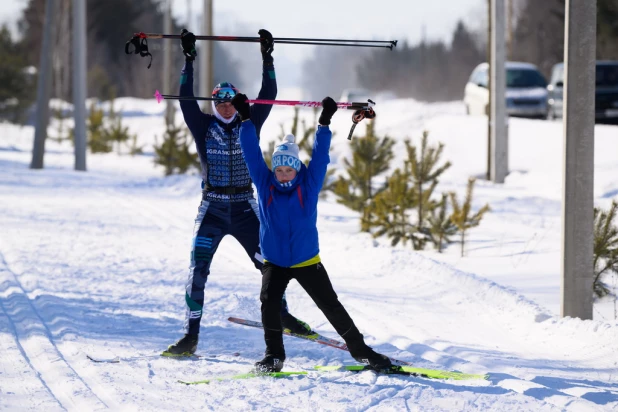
[30,0,57,169]
[561,0,596,319]
[199,0,213,113]
[490,0,508,183]
[72,0,87,171]
[163,0,174,124]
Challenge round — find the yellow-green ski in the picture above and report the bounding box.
[314,365,488,380]
[178,371,308,385]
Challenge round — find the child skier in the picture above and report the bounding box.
[231,94,393,373]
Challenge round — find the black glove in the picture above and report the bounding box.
[180,29,197,61]
[319,96,338,126]
[258,29,274,63]
[231,93,251,121]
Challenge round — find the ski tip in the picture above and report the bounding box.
[154,89,162,103]
[178,379,210,385]
[161,351,201,359]
[86,354,120,363]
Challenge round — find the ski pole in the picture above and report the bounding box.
[126,33,396,68]
[154,90,375,110]
[154,91,377,140]
[133,32,397,48]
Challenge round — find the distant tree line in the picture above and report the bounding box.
[303,0,618,103]
[302,20,484,103]
[0,0,242,123]
[511,0,618,78]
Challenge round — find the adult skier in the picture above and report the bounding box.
[231,93,393,372]
[164,29,312,356]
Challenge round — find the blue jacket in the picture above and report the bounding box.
[239,120,332,267]
[179,61,277,202]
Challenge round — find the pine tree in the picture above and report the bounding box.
[103,99,133,154]
[449,178,490,257]
[0,25,34,123]
[368,165,417,246]
[128,135,144,156]
[50,105,71,144]
[407,131,451,234]
[154,108,198,176]
[593,201,618,298]
[85,103,113,153]
[332,122,395,231]
[428,193,458,253]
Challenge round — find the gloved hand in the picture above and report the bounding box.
[180,29,197,61]
[231,93,251,121]
[318,96,338,126]
[258,29,274,62]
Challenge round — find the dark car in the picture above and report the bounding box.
[547,61,618,122]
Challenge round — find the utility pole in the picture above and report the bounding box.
[187,0,192,31]
[163,0,174,124]
[30,0,57,169]
[490,0,508,183]
[73,0,87,171]
[561,0,596,320]
[507,0,513,60]
[199,0,213,112]
[486,0,492,180]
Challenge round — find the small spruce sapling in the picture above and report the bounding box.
[449,178,490,257]
[593,201,618,298]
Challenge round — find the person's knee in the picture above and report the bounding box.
[313,294,342,312]
[260,289,283,305]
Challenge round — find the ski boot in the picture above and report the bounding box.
[254,355,285,373]
[281,314,316,337]
[353,349,393,370]
[162,334,198,357]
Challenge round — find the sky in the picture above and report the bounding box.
[174,0,486,64]
[0,0,486,49]
[0,0,485,90]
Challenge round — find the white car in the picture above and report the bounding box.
[464,62,549,118]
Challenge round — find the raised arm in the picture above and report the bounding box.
[178,29,210,139]
[306,97,338,192]
[232,94,271,190]
[250,29,277,137]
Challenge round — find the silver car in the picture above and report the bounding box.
[464,62,549,118]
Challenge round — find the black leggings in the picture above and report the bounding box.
[260,261,365,358]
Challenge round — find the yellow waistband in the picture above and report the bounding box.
[291,254,321,268]
[264,254,321,268]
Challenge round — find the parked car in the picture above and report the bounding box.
[547,60,618,122]
[464,62,549,118]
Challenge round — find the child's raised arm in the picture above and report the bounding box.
[306,97,338,192]
[233,94,271,190]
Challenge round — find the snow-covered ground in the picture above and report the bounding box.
[1,97,617,411]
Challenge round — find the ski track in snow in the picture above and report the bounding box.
[0,251,119,410]
[1,101,618,410]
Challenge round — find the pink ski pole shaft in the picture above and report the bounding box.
[154,90,374,110]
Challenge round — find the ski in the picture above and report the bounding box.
[86,351,240,363]
[86,354,121,363]
[178,371,307,385]
[314,365,489,381]
[227,317,412,366]
[177,365,488,385]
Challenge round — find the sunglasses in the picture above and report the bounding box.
[212,87,238,100]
